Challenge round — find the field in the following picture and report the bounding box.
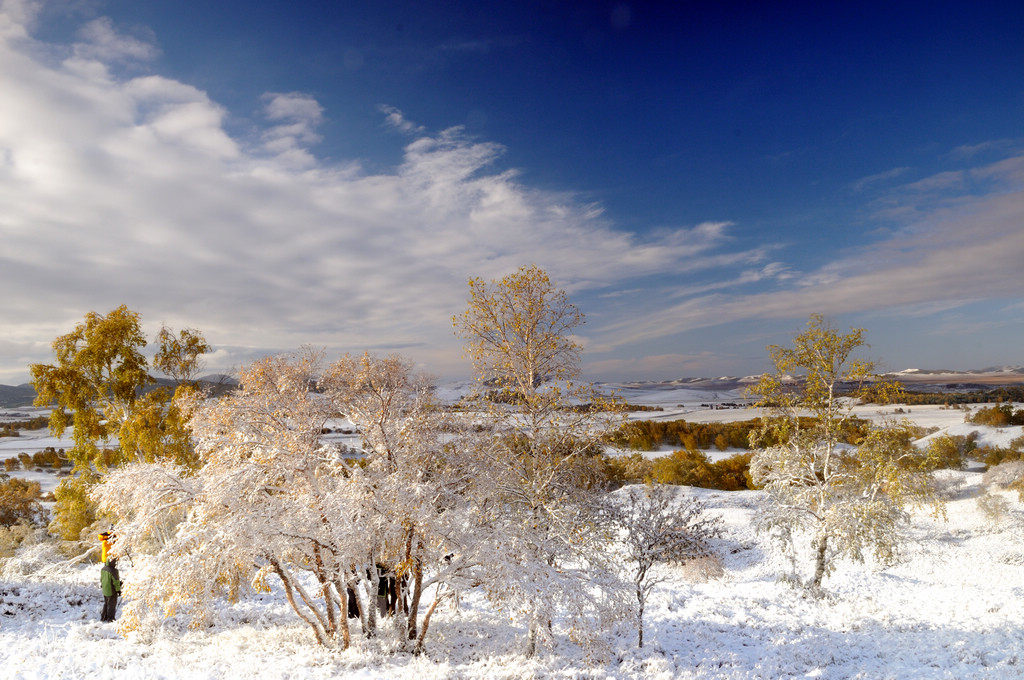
[2,388,1023,679]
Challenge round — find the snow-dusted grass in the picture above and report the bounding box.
[3,397,1024,678]
[3,474,1023,679]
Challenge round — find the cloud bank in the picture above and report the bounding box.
[0,5,747,381]
[1,2,1022,383]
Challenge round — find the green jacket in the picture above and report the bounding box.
[101,563,121,597]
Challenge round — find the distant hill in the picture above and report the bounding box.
[3,369,1021,408]
[0,384,37,408]
[0,375,238,408]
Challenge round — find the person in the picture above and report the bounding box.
[100,557,122,622]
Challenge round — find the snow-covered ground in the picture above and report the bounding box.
[2,396,1023,678]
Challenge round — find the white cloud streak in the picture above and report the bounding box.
[0,7,746,382]
[599,153,1024,350]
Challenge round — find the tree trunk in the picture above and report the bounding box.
[810,534,828,591]
[413,591,451,656]
[407,553,424,641]
[637,587,645,649]
[271,557,329,646]
[333,578,351,650]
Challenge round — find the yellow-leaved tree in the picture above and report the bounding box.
[29,305,209,541]
[748,314,944,591]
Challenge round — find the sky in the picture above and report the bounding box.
[2,0,1023,385]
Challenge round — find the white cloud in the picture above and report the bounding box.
[0,9,755,382]
[379,105,425,135]
[74,17,158,64]
[597,150,1024,350]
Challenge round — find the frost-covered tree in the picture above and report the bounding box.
[454,265,627,654]
[96,349,480,653]
[97,350,357,645]
[321,352,483,652]
[748,315,944,590]
[611,484,721,648]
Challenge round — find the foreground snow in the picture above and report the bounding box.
[3,472,1022,680]
[3,400,1023,678]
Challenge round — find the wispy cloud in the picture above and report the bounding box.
[597,148,1024,350]
[0,8,754,382]
[74,17,158,64]
[379,104,425,135]
[850,166,910,193]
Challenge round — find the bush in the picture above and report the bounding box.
[983,460,1024,488]
[31,448,65,469]
[49,475,99,541]
[0,520,40,559]
[967,404,1024,427]
[0,476,46,527]
[601,453,655,487]
[609,418,766,452]
[653,449,714,486]
[975,444,1024,468]
[651,450,756,491]
[923,433,977,470]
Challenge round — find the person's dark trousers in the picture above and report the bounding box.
[101,594,118,621]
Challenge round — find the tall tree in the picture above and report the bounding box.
[454,265,626,653]
[748,314,943,591]
[29,306,209,540]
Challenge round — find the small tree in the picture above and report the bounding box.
[748,314,943,591]
[612,484,720,648]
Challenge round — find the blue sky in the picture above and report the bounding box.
[2,0,1023,384]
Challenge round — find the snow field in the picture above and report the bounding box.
[2,399,1023,678]
[3,472,1022,679]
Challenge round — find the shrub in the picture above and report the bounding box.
[976,444,1024,468]
[601,453,655,487]
[713,452,756,491]
[652,450,716,487]
[983,460,1024,501]
[923,433,976,470]
[983,460,1024,487]
[49,475,99,541]
[967,404,1024,427]
[650,450,755,491]
[0,476,46,527]
[0,520,40,559]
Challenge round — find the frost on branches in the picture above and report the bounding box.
[748,315,945,591]
[94,350,483,652]
[92,267,649,656]
[454,265,630,654]
[609,484,722,649]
